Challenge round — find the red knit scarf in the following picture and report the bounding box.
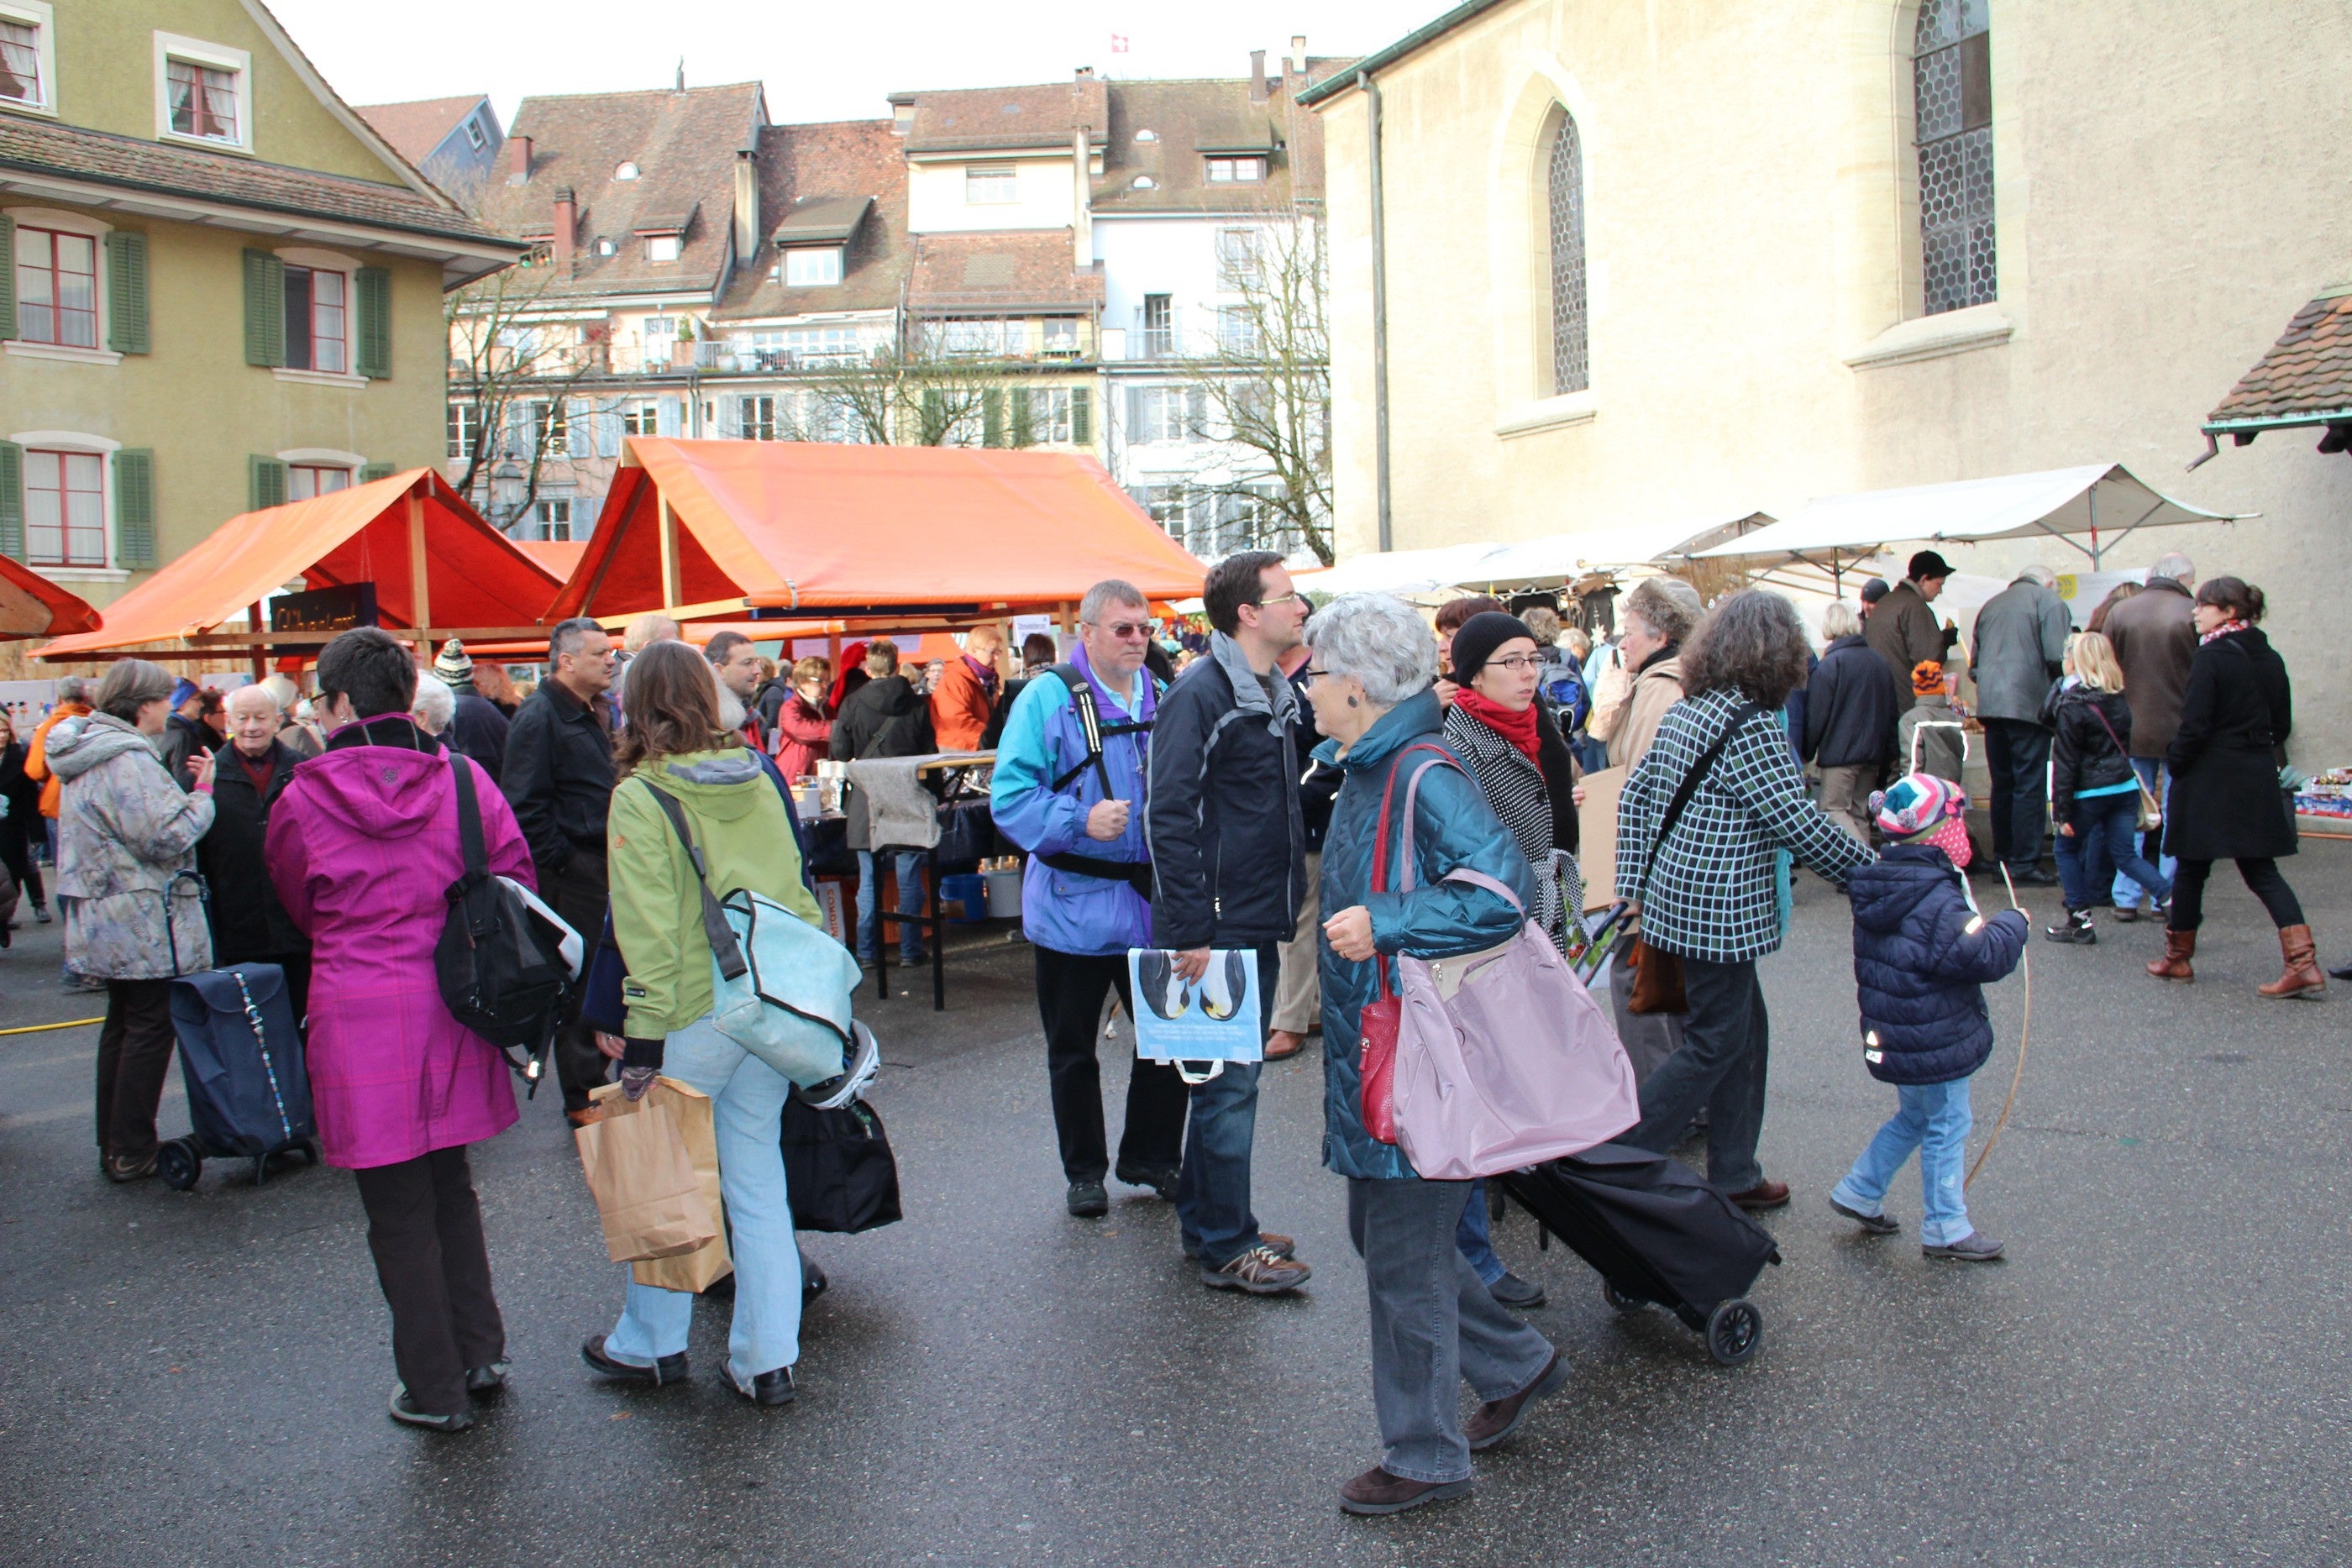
[1454,687,1541,760]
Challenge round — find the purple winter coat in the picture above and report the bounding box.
[266,742,536,1170]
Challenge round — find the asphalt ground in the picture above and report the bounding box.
[2,847,2348,1567]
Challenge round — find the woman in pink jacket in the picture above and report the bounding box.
[267,628,538,1434]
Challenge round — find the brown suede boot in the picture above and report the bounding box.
[2147,927,2196,982]
[2257,924,2325,999]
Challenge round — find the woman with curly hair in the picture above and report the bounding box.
[1614,590,1876,1209]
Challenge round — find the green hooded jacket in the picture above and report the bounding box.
[608,747,822,1040]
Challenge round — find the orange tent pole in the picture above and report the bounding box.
[658,494,683,611]
[248,601,266,680]
[407,487,434,663]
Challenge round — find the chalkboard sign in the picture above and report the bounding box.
[270,583,377,634]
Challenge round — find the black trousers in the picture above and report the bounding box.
[538,850,611,1113]
[95,978,176,1159]
[0,811,41,910]
[352,1146,505,1417]
[1035,946,1190,1183]
[1981,718,2052,868]
[1625,956,1772,1193]
[2167,857,2305,932]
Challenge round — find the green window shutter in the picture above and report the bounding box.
[0,215,15,343]
[1010,389,1035,448]
[0,442,22,561]
[113,449,156,569]
[360,462,397,483]
[982,389,1004,448]
[249,454,288,511]
[105,232,150,354]
[354,265,391,378]
[1070,385,1091,446]
[243,249,285,367]
[920,388,944,444]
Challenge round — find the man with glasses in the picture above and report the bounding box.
[991,581,1192,1219]
[1145,551,1313,1295]
[501,616,619,1125]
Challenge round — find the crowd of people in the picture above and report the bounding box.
[8,540,2313,1510]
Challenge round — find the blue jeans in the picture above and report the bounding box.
[1455,1179,1507,1287]
[1832,1078,1975,1247]
[2057,793,2173,911]
[856,849,925,961]
[1176,941,1274,1268]
[604,1016,802,1382]
[2113,758,2178,910]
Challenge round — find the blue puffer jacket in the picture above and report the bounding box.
[988,649,1158,957]
[1318,690,1535,1180]
[1849,843,2028,1085]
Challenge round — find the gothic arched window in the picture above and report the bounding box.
[1915,0,1994,314]
[1546,109,1588,394]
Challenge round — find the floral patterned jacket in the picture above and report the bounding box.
[47,711,214,979]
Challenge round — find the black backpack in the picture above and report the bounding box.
[433,754,578,1093]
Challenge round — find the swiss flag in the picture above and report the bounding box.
[1110,34,1129,52]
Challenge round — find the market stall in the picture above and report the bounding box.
[0,556,101,642]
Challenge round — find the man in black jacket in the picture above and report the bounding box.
[430,640,512,787]
[1146,551,1311,1295]
[500,616,617,1121]
[197,686,312,1019]
[830,640,937,966]
[1801,600,1899,844]
[156,678,215,791]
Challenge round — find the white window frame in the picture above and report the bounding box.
[1028,388,1074,445]
[964,164,1018,204]
[447,401,480,459]
[784,247,843,286]
[643,233,681,263]
[2,204,118,366]
[8,427,122,578]
[463,114,486,151]
[533,498,575,541]
[0,2,57,119]
[153,32,253,155]
[1205,156,1265,184]
[620,397,662,437]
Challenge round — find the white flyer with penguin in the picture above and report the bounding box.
[1126,949,1264,1072]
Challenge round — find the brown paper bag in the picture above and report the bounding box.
[592,1079,734,1292]
[575,1095,718,1263]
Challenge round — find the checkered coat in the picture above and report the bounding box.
[1616,689,1875,961]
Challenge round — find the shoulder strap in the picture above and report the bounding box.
[1047,663,1149,793]
[1636,701,1761,899]
[640,781,749,981]
[448,754,487,882]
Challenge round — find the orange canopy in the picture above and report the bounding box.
[41,469,563,659]
[514,539,587,579]
[0,556,101,641]
[547,438,1208,622]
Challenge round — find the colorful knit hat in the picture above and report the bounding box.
[433,638,475,685]
[1872,771,1972,866]
[1910,659,1946,696]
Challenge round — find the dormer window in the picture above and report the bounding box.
[1205,156,1264,183]
[155,34,250,150]
[644,233,680,262]
[0,3,55,114]
[1131,176,1156,191]
[464,115,486,150]
[784,247,843,286]
[596,238,617,257]
[1134,128,1157,143]
[615,160,640,181]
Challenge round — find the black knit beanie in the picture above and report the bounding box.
[1449,611,1538,683]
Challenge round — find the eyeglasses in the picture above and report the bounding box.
[1485,654,1543,674]
[1303,667,1336,684]
[1247,591,1311,611]
[1088,619,1160,640]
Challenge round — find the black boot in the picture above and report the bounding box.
[2044,908,2096,945]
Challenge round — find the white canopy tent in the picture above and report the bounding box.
[1293,542,1514,599]
[1696,464,2250,593]
[1460,514,1774,587]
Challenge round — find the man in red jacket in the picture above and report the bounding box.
[930,623,1005,752]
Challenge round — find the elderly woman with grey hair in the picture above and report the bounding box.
[1615,590,1876,1212]
[1303,591,1562,1516]
[409,679,456,738]
[1600,576,1704,770]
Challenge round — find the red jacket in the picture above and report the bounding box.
[930,654,999,752]
[771,694,832,780]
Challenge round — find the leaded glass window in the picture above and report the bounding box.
[1915,0,1994,314]
[1546,111,1588,395]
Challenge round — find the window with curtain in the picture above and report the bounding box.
[0,18,45,108]
[13,226,98,348]
[1546,109,1588,396]
[24,448,105,567]
[1915,0,1994,314]
[165,57,239,143]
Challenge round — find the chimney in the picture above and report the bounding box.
[552,186,576,278]
[1076,65,1095,80]
[1249,50,1268,103]
[732,150,760,270]
[1072,126,1093,271]
[1289,35,1308,80]
[508,134,532,183]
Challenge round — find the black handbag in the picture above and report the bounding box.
[434,754,577,1088]
[781,1092,902,1233]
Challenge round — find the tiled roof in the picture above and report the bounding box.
[0,114,510,247]
[474,82,764,302]
[355,95,486,167]
[2207,289,2352,428]
[1089,67,1347,216]
[774,195,870,242]
[901,80,1110,155]
[910,229,1101,312]
[713,118,911,322]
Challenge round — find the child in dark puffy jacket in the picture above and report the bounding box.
[2041,631,2172,944]
[1832,773,2028,1261]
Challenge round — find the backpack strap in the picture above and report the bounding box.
[640,781,749,981]
[1047,663,1152,793]
[448,753,489,887]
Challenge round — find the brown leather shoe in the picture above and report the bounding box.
[1263,1029,1306,1061]
[1337,1466,1473,1516]
[2258,924,2325,999]
[1464,1350,1567,1451]
[1727,1180,1790,1211]
[2147,927,2196,983]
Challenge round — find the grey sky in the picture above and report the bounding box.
[270,0,1439,128]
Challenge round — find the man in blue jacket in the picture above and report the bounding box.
[991,580,1190,1220]
[1146,552,1312,1295]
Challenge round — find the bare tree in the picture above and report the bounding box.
[1185,210,1335,564]
[444,265,598,525]
[787,318,1021,446]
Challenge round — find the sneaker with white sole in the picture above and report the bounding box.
[1200,1244,1310,1294]
[1923,1231,2004,1261]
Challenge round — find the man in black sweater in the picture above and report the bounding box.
[500,616,617,1121]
